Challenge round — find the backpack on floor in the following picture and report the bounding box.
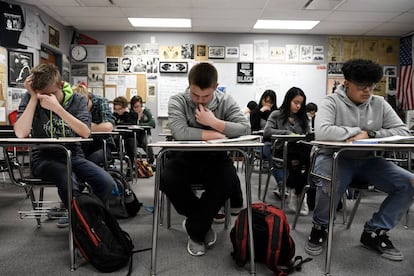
[71,192,150,274]
[230,202,311,276]
[136,159,154,178]
[107,170,142,218]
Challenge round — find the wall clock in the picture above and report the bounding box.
[71,45,87,62]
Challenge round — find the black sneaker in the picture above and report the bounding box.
[304,224,327,256]
[360,229,403,261]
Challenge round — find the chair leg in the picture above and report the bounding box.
[159,193,165,226]
[292,185,310,230]
[404,208,410,229]
[166,197,171,229]
[224,198,231,229]
[258,157,262,200]
[346,190,363,229]
[26,187,42,227]
[262,168,272,202]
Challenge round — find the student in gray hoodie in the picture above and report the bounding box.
[305,59,414,261]
[161,63,250,257]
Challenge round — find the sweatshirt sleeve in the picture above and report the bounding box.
[168,94,203,140]
[221,94,251,138]
[315,96,361,141]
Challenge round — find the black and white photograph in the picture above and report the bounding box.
[88,63,105,87]
[208,46,225,59]
[300,45,313,62]
[384,66,397,77]
[237,62,254,83]
[388,76,397,91]
[5,13,23,31]
[121,57,133,73]
[328,62,344,75]
[195,44,208,61]
[225,47,239,58]
[314,45,324,54]
[181,44,194,59]
[71,63,88,76]
[106,57,119,73]
[159,61,188,73]
[8,50,33,87]
[123,43,142,55]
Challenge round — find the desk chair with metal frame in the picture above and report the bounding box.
[3,145,57,227]
[150,142,260,276]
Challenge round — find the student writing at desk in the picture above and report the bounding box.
[129,95,156,166]
[14,64,114,228]
[161,63,250,256]
[305,59,414,261]
[263,87,311,215]
[113,95,156,170]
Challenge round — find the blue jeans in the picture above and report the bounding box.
[262,141,284,186]
[31,156,113,208]
[312,154,414,232]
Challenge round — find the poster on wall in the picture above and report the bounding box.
[8,50,33,88]
[237,62,254,83]
[49,25,59,48]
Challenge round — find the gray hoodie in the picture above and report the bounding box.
[168,88,250,140]
[315,84,409,156]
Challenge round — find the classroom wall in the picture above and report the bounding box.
[0,0,74,124]
[83,31,327,141]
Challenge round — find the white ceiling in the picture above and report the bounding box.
[15,0,414,36]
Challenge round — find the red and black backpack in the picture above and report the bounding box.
[230,202,311,275]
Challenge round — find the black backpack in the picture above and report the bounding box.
[107,170,142,218]
[71,192,150,274]
[230,202,311,276]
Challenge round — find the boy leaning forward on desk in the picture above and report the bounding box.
[161,62,250,256]
[13,64,114,228]
[305,58,414,261]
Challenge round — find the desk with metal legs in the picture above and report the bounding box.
[310,141,414,276]
[148,141,263,276]
[262,134,306,209]
[0,137,91,271]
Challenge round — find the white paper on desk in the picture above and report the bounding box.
[352,135,414,144]
[207,135,261,144]
[160,141,207,144]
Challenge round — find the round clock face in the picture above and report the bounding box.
[71,45,87,62]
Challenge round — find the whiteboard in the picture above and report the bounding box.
[156,62,327,117]
[214,62,327,109]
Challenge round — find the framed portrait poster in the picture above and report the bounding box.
[8,50,33,88]
[237,62,254,83]
[159,61,188,73]
[208,46,225,59]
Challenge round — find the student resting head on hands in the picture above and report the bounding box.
[161,62,250,257]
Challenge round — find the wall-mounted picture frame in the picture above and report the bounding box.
[208,46,225,59]
[383,66,397,77]
[106,57,119,73]
[159,61,188,73]
[237,62,254,83]
[195,44,208,61]
[8,50,33,88]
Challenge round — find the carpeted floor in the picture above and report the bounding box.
[0,162,413,276]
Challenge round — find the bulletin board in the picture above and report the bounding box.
[156,62,327,117]
[103,73,146,102]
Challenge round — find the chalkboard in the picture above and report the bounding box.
[156,62,327,117]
